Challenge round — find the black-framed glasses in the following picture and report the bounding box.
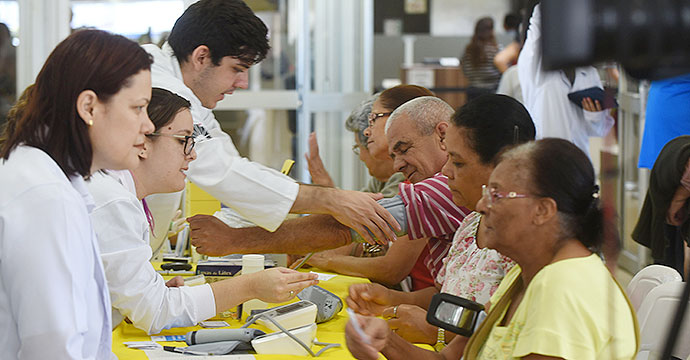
[147,132,195,155]
[481,184,529,208]
[367,112,392,127]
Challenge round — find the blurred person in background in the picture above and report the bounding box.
[461,17,501,102]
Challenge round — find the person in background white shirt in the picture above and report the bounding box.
[497,65,523,104]
[88,88,319,334]
[0,29,155,359]
[143,0,399,253]
[517,3,613,158]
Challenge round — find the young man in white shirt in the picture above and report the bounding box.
[143,0,399,251]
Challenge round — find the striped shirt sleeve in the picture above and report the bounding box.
[398,173,470,240]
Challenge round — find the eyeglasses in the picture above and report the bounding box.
[352,144,361,155]
[367,112,392,127]
[147,132,195,155]
[481,184,529,207]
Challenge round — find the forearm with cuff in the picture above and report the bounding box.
[350,195,408,243]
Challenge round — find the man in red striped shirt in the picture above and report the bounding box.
[384,96,470,284]
[189,97,468,288]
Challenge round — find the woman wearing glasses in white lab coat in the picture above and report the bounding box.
[0,30,155,359]
[87,88,319,335]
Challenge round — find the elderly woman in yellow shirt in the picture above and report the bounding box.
[345,138,638,360]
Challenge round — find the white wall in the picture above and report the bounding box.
[430,0,511,36]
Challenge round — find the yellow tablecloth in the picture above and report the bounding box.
[113,268,370,359]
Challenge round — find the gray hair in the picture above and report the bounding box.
[345,93,380,147]
[385,96,454,136]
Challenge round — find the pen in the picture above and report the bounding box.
[291,252,314,270]
[163,346,210,356]
[346,308,372,344]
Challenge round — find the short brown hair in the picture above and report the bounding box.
[378,84,435,112]
[0,30,153,178]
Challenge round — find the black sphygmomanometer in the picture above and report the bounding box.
[426,292,487,337]
[164,298,341,356]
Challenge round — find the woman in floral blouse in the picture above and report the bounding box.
[347,94,535,345]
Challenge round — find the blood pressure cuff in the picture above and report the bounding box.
[350,195,408,244]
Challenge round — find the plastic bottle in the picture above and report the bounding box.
[241,254,266,318]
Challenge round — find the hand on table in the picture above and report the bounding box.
[329,189,400,246]
[289,251,328,270]
[287,254,312,269]
[347,283,397,316]
[383,304,437,345]
[247,267,319,303]
[345,313,390,360]
[188,214,236,256]
[305,132,335,188]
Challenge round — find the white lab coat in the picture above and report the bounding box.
[497,65,523,104]
[0,145,112,359]
[518,4,613,157]
[141,44,299,251]
[88,171,216,334]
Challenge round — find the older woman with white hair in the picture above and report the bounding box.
[305,93,405,197]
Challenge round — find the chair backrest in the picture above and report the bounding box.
[627,265,682,310]
[636,282,690,360]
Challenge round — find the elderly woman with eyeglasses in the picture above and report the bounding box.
[346,138,639,360]
[305,84,436,197]
[87,88,318,335]
[304,93,405,198]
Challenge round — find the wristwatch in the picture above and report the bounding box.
[434,327,446,352]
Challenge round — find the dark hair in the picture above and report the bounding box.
[504,138,603,249]
[503,13,521,31]
[168,0,269,66]
[378,85,435,112]
[1,84,33,141]
[0,29,153,178]
[0,22,10,47]
[451,94,535,165]
[464,17,497,67]
[147,88,192,132]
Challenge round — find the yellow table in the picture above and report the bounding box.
[113,268,370,359]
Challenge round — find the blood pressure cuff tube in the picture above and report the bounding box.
[350,195,408,244]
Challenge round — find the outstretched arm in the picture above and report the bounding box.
[210,268,318,313]
[290,185,401,245]
[189,213,352,255]
[297,236,427,286]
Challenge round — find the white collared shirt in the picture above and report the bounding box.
[141,43,299,233]
[518,4,614,157]
[88,170,216,334]
[0,145,111,359]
